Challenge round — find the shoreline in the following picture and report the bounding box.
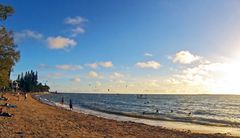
[35,94,240,137]
[0,93,238,137]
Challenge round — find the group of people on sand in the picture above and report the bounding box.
[0,92,28,118]
[61,97,73,110]
[0,93,14,117]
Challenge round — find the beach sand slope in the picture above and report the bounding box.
[0,93,237,138]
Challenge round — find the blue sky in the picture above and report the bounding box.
[2,0,240,94]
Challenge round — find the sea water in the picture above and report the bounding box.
[37,93,240,135]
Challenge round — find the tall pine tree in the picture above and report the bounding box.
[16,70,50,92]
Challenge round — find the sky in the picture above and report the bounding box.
[2,0,240,94]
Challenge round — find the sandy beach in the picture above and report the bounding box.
[0,93,237,138]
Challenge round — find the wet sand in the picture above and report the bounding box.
[0,93,237,138]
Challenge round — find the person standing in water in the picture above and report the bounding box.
[69,99,73,110]
[61,97,64,105]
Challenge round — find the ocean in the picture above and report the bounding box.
[37,93,240,129]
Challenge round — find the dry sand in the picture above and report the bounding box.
[0,93,237,138]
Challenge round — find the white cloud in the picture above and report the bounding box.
[55,64,82,71]
[99,61,113,68]
[38,64,51,69]
[85,63,98,69]
[144,53,153,57]
[136,61,161,69]
[64,16,87,25]
[71,77,81,83]
[85,61,113,69]
[172,51,201,64]
[167,62,226,87]
[71,27,85,36]
[64,16,87,37]
[47,73,65,79]
[110,72,124,79]
[88,71,99,78]
[23,30,43,39]
[14,30,43,43]
[47,36,76,49]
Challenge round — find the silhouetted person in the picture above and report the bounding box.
[61,97,64,105]
[69,99,73,110]
[156,109,159,113]
[12,81,18,93]
[171,110,173,113]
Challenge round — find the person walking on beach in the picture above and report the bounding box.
[17,92,20,101]
[24,93,27,100]
[69,99,73,110]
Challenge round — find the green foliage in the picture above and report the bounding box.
[0,4,14,21]
[0,4,20,89]
[16,70,50,92]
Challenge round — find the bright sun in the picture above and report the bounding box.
[209,59,240,94]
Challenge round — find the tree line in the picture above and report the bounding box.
[16,70,50,92]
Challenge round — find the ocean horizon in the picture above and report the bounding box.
[51,91,240,95]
